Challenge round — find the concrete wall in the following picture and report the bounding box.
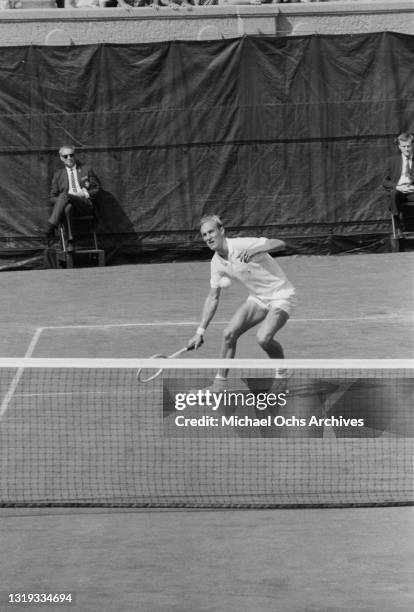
[0,1,412,46]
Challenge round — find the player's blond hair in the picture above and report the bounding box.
[199,215,224,230]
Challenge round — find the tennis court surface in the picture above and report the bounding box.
[1,252,413,359]
[0,252,413,611]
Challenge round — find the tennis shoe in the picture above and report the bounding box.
[192,377,228,396]
[274,367,291,379]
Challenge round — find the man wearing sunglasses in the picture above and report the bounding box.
[47,145,100,249]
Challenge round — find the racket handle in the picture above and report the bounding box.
[186,336,204,352]
[169,347,191,359]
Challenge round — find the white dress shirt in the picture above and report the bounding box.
[66,165,82,194]
[397,154,413,186]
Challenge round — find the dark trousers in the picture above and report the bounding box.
[388,189,414,231]
[49,193,94,239]
[388,189,414,216]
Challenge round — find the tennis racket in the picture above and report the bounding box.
[136,342,201,383]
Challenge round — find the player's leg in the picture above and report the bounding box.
[256,306,289,359]
[212,299,268,389]
[220,298,268,358]
[235,306,290,396]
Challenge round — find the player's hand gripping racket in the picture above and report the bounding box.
[136,340,202,383]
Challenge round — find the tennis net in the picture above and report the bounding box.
[0,358,412,508]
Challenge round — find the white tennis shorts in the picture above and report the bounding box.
[247,293,296,316]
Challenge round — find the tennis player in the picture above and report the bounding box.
[187,215,296,391]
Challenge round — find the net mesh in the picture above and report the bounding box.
[0,359,412,508]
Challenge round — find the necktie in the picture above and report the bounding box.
[70,169,77,192]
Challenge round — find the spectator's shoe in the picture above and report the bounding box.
[67,241,74,253]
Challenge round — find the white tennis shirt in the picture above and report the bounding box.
[210,237,295,301]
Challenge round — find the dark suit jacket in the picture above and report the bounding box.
[383,154,414,191]
[50,162,100,206]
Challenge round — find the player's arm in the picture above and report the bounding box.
[238,237,286,263]
[188,286,221,349]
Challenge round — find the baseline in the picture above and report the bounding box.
[36,312,414,331]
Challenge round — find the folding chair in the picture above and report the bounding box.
[56,210,105,268]
[390,202,414,252]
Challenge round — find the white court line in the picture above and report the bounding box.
[38,313,414,330]
[0,327,44,418]
[41,321,228,330]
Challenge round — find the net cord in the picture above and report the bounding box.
[0,358,412,370]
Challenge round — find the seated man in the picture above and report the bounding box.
[382,132,414,232]
[48,145,100,250]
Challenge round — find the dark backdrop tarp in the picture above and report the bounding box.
[0,32,413,268]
